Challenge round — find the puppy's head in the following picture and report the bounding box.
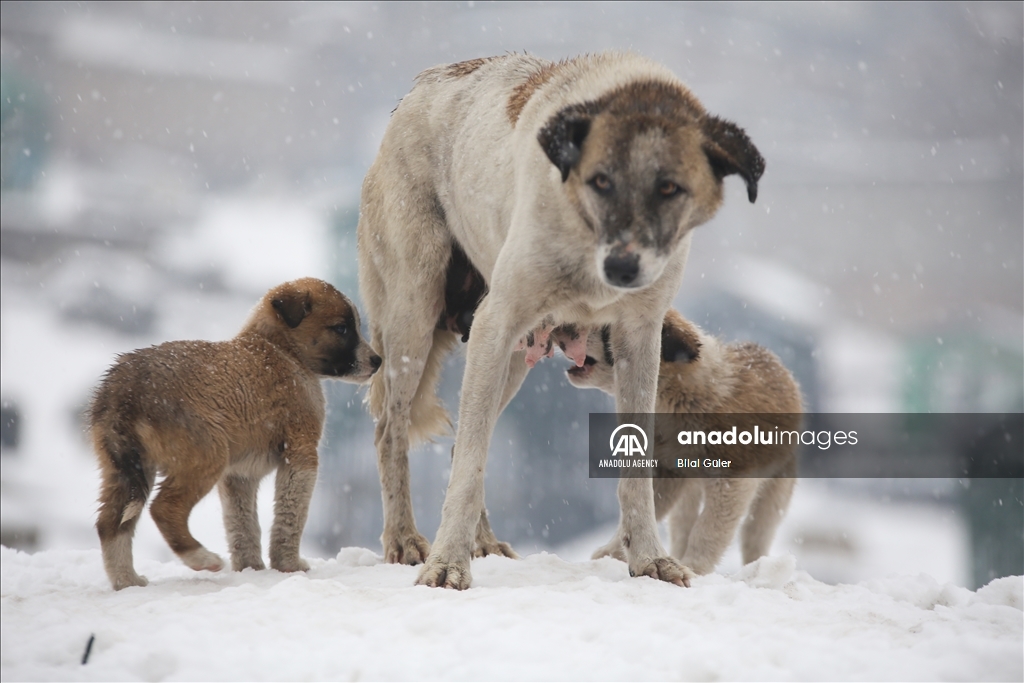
[249,278,381,383]
[538,80,763,291]
[565,325,616,392]
[566,309,702,393]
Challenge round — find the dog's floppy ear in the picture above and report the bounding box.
[700,115,765,203]
[271,288,313,329]
[538,105,592,182]
[661,319,701,364]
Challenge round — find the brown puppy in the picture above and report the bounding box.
[90,278,380,590]
[565,309,801,575]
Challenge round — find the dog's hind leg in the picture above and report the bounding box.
[654,478,688,520]
[592,478,685,562]
[219,474,265,571]
[360,181,453,565]
[681,478,760,575]
[97,468,151,590]
[149,452,226,573]
[473,508,518,558]
[666,479,702,559]
[740,470,795,565]
[371,297,451,565]
[372,323,449,565]
[95,431,154,590]
[591,535,627,562]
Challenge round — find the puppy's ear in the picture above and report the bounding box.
[661,320,701,364]
[700,115,765,203]
[271,289,312,329]
[538,105,592,182]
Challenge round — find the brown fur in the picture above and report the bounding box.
[90,278,380,590]
[446,57,497,79]
[506,59,563,124]
[568,309,801,575]
[654,309,802,415]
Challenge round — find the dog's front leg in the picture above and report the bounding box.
[220,474,265,571]
[417,295,525,589]
[269,448,317,573]
[612,319,695,587]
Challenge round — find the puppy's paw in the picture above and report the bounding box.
[383,530,431,565]
[111,571,149,591]
[231,555,267,572]
[473,538,519,559]
[630,556,694,587]
[591,539,627,562]
[180,548,224,572]
[271,556,310,573]
[415,555,472,589]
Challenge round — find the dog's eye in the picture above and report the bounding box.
[657,180,683,198]
[331,324,347,336]
[589,174,613,194]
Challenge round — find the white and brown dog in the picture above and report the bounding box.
[358,53,764,589]
[565,309,801,576]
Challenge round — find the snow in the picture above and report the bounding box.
[2,546,1021,681]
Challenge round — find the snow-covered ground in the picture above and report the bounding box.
[4,196,1014,681]
[5,199,1013,681]
[2,546,1021,681]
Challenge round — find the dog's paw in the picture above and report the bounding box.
[111,571,149,591]
[231,555,267,572]
[630,556,694,587]
[180,548,225,572]
[591,539,627,562]
[415,555,472,589]
[271,556,310,573]
[383,531,431,565]
[473,538,519,559]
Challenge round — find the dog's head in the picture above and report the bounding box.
[538,81,763,291]
[566,309,702,393]
[249,278,382,383]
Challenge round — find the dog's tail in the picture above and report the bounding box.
[97,430,152,527]
[90,396,153,532]
[368,329,458,446]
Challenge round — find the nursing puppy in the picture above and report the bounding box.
[90,278,380,590]
[565,309,801,575]
[358,52,764,589]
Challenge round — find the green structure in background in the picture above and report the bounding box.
[330,206,362,309]
[0,69,48,189]
[905,334,1024,588]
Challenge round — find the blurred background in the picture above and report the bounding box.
[1,1,1020,588]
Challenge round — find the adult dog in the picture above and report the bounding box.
[358,52,764,589]
[91,278,380,590]
[565,309,800,576]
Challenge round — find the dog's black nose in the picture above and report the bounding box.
[370,355,382,371]
[603,253,641,288]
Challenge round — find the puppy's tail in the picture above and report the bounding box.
[92,415,153,531]
[367,329,457,446]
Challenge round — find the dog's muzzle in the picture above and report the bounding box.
[603,252,642,288]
